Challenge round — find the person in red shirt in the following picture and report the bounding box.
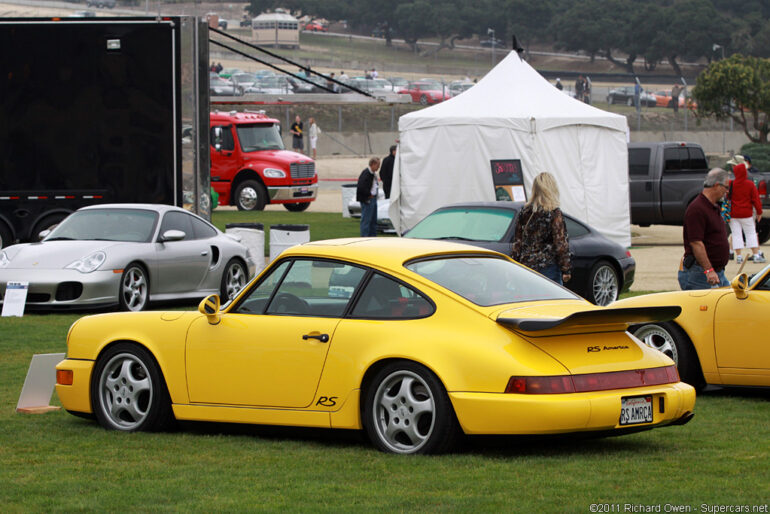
[729,162,765,263]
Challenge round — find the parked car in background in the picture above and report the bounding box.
[231,73,259,90]
[448,80,474,97]
[68,10,96,17]
[607,86,657,106]
[218,68,243,79]
[403,202,635,306]
[210,76,243,96]
[346,78,394,97]
[480,37,504,48]
[0,204,255,311]
[86,0,115,8]
[54,238,694,454]
[400,80,450,105]
[652,91,697,110]
[304,21,327,32]
[386,76,408,93]
[249,75,294,95]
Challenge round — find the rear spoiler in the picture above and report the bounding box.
[497,306,681,336]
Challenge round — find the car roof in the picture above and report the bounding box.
[281,237,504,267]
[78,203,189,215]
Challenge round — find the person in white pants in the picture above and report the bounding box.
[308,117,321,160]
[728,162,765,263]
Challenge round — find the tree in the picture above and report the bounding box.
[693,54,770,143]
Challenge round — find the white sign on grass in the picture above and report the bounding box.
[2,281,28,317]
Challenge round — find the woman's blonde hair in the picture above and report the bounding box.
[527,172,561,212]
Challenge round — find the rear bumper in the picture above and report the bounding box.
[449,382,695,435]
[268,184,318,203]
[619,256,636,292]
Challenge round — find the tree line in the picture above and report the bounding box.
[247,0,770,76]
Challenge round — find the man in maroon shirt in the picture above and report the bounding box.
[679,168,731,289]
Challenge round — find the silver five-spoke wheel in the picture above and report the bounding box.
[222,259,247,301]
[97,352,153,430]
[372,370,436,454]
[632,324,679,363]
[120,264,148,311]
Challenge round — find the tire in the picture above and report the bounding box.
[220,259,248,302]
[119,263,150,312]
[0,221,12,248]
[757,219,770,245]
[91,343,174,432]
[362,361,460,454]
[234,180,267,211]
[631,322,706,391]
[419,95,428,106]
[32,212,69,241]
[284,202,310,212]
[587,260,619,306]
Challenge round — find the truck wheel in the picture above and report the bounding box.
[757,219,770,245]
[0,222,13,248]
[284,202,310,212]
[234,180,267,211]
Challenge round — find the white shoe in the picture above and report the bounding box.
[752,253,766,263]
[736,255,744,264]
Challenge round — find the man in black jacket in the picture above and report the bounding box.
[380,145,397,199]
[356,157,381,237]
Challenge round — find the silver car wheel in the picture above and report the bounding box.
[633,324,679,364]
[238,187,258,210]
[591,264,619,306]
[97,352,153,430]
[372,370,436,454]
[121,266,148,311]
[225,261,247,300]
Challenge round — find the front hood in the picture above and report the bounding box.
[244,149,313,165]
[3,240,128,269]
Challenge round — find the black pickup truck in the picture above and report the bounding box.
[628,142,770,243]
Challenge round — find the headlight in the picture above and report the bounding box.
[0,250,9,268]
[263,168,286,178]
[65,251,106,273]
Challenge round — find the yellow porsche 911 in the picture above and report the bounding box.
[56,239,695,454]
[617,270,770,392]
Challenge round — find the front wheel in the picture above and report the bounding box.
[586,260,619,306]
[631,321,706,390]
[234,180,268,211]
[91,343,174,431]
[221,259,248,301]
[119,263,149,311]
[419,95,428,106]
[362,361,460,454]
[284,202,310,212]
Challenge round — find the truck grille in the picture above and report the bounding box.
[290,162,315,179]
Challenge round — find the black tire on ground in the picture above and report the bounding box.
[586,259,620,306]
[757,219,770,245]
[0,221,13,248]
[119,263,150,312]
[32,212,69,241]
[90,342,175,432]
[220,258,248,301]
[284,202,311,212]
[234,180,268,211]
[419,94,428,106]
[630,321,706,391]
[362,361,461,454]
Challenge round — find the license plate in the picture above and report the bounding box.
[619,395,653,425]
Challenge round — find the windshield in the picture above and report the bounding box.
[405,207,516,241]
[45,209,158,243]
[236,124,285,151]
[406,256,577,306]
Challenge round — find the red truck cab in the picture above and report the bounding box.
[210,111,318,211]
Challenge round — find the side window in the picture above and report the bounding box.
[191,217,217,239]
[235,261,290,314]
[564,217,589,238]
[350,273,434,319]
[628,148,651,176]
[664,147,687,173]
[211,125,234,151]
[158,212,193,240]
[266,260,367,317]
[688,147,708,170]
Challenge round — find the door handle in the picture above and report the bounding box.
[302,333,329,343]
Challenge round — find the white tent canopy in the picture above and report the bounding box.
[389,51,631,247]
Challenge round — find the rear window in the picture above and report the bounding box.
[405,207,515,242]
[406,256,577,306]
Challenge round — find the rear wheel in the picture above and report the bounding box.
[91,343,174,431]
[363,361,460,454]
[284,202,310,212]
[220,259,248,301]
[757,219,770,245]
[234,180,267,211]
[631,322,706,390]
[587,260,619,306]
[419,94,428,106]
[119,263,149,311]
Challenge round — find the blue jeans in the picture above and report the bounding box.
[678,263,728,290]
[360,197,378,237]
[538,263,563,285]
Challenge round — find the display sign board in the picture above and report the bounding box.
[490,159,526,202]
[16,353,65,413]
[2,281,28,317]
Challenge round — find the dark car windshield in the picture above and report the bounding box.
[406,256,577,306]
[236,124,285,151]
[45,209,158,243]
[405,207,516,242]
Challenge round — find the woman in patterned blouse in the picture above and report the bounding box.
[511,172,572,285]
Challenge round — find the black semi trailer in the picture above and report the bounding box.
[0,17,210,247]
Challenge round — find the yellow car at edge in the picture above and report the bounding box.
[56,238,695,454]
[616,269,770,391]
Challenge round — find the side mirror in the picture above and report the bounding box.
[212,126,223,152]
[160,229,185,242]
[198,294,221,324]
[731,273,749,300]
[38,229,52,241]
